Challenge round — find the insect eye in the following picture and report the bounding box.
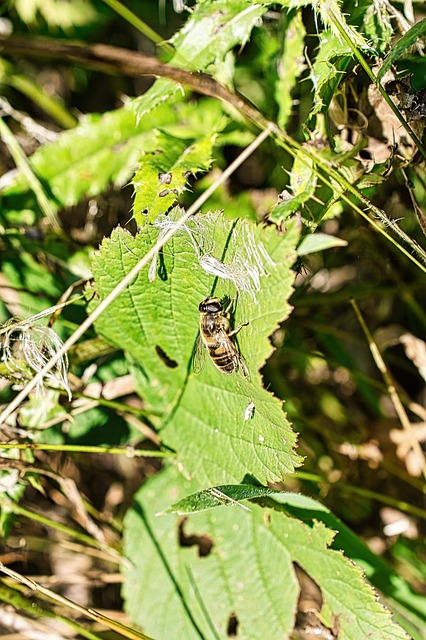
[206,303,221,313]
[199,298,223,313]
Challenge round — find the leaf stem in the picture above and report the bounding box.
[100,0,174,57]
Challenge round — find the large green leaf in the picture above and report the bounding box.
[91,210,301,485]
[122,465,409,640]
[162,483,426,634]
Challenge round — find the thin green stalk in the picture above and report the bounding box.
[0,442,172,457]
[101,0,174,57]
[351,299,426,479]
[0,582,105,640]
[0,58,77,129]
[0,499,122,562]
[273,132,426,273]
[0,563,154,640]
[0,117,60,230]
[9,73,77,129]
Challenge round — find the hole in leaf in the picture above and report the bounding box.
[158,172,172,184]
[155,346,178,369]
[227,612,239,637]
[293,563,337,639]
[178,517,213,557]
[294,562,323,611]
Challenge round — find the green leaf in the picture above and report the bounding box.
[123,465,409,640]
[310,31,353,116]
[133,1,267,122]
[269,192,305,223]
[2,98,179,213]
[134,78,182,123]
[133,130,217,224]
[317,0,374,52]
[275,11,306,129]
[271,1,311,6]
[91,210,302,484]
[290,148,317,199]
[361,0,393,54]
[377,18,426,83]
[298,232,348,255]
[161,482,426,634]
[160,483,278,515]
[277,492,426,637]
[268,148,317,224]
[171,1,267,71]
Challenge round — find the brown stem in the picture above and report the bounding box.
[0,34,270,130]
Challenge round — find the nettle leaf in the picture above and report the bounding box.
[171,0,267,71]
[134,78,182,123]
[290,148,317,200]
[123,465,409,640]
[269,149,317,224]
[310,31,353,116]
[361,0,393,54]
[91,210,302,485]
[2,98,179,213]
[133,130,217,224]
[316,0,374,53]
[133,1,267,122]
[275,10,306,130]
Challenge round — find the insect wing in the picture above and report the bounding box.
[216,329,249,377]
[237,356,249,378]
[193,333,207,374]
[217,327,249,378]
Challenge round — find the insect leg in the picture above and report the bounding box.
[228,321,249,337]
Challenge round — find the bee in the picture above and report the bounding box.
[194,296,249,376]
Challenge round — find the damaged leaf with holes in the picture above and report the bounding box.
[133,130,217,224]
[123,465,409,640]
[91,210,301,485]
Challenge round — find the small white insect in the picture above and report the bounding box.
[244,401,255,421]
